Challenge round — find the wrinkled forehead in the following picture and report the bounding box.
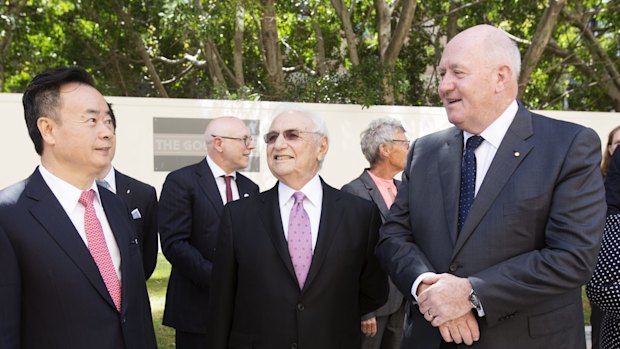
[269,111,316,132]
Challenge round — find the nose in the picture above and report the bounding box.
[438,73,454,96]
[273,133,288,149]
[247,138,256,150]
[99,120,115,139]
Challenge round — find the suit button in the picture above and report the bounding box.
[291,342,298,349]
[449,263,459,272]
[297,303,305,311]
[121,318,127,324]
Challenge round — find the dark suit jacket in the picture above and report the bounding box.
[605,147,620,215]
[115,170,158,279]
[342,170,404,317]
[209,180,388,349]
[159,159,259,334]
[377,106,606,349]
[0,169,156,349]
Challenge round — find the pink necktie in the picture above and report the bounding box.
[79,190,122,311]
[288,192,312,289]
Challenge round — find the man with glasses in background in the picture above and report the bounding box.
[342,118,409,349]
[208,108,388,349]
[159,116,259,349]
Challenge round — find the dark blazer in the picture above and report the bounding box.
[377,106,606,349]
[342,170,404,317]
[209,180,388,349]
[114,170,158,279]
[0,169,156,349]
[159,159,259,334]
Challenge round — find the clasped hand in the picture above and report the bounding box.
[417,273,480,345]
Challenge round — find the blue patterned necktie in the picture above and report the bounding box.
[458,135,484,233]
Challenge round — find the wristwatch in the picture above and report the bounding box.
[469,289,483,312]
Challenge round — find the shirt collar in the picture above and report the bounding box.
[206,155,237,180]
[38,164,101,212]
[278,174,322,208]
[99,166,117,193]
[464,100,518,149]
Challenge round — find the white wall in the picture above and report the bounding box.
[2,92,618,194]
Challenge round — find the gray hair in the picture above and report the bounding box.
[360,118,406,167]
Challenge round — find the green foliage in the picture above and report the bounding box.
[0,0,617,110]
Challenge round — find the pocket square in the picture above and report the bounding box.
[131,208,142,220]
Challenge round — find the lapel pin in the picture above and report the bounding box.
[243,193,250,198]
[514,151,520,157]
[126,189,131,194]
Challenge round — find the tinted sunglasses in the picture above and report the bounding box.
[263,129,322,144]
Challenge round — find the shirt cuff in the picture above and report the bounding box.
[411,272,438,301]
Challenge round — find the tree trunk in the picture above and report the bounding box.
[382,0,417,66]
[234,0,245,86]
[313,19,328,76]
[518,0,566,99]
[446,0,459,41]
[259,0,285,97]
[329,0,359,66]
[110,1,168,97]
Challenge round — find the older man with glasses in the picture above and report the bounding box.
[208,108,388,349]
[342,118,409,349]
[159,116,259,349]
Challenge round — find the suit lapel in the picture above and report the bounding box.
[26,171,117,310]
[303,180,342,291]
[452,108,534,258]
[100,188,133,313]
[438,128,464,244]
[359,171,390,220]
[259,185,298,282]
[196,159,224,214]
[236,173,256,198]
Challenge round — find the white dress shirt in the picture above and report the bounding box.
[98,166,117,194]
[278,174,323,252]
[206,155,240,204]
[38,165,122,280]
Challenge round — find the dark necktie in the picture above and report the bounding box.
[458,135,484,233]
[222,175,233,203]
[288,192,312,289]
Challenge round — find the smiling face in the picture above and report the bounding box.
[39,82,114,188]
[266,111,328,190]
[437,25,518,134]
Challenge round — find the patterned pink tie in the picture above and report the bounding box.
[288,192,312,289]
[79,190,122,311]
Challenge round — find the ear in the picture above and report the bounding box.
[495,64,512,93]
[213,137,224,152]
[316,136,329,162]
[37,117,56,146]
[378,143,391,158]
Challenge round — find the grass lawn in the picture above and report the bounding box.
[147,254,175,348]
[146,253,594,348]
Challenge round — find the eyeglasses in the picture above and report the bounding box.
[263,129,322,144]
[390,139,410,149]
[211,134,254,148]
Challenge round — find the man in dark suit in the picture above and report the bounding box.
[376,24,606,349]
[0,67,156,348]
[342,118,409,349]
[209,109,388,349]
[159,116,259,348]
[97,105,159,279]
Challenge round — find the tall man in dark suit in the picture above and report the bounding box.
[376,24,606,349]
[96,105,159,279]
[342,118,409,349]
[209,109,388,349]
[0,67,156,348]
[159,116,259,348]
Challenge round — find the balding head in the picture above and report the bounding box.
[438,24,521,134]
[205,116,254,173]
